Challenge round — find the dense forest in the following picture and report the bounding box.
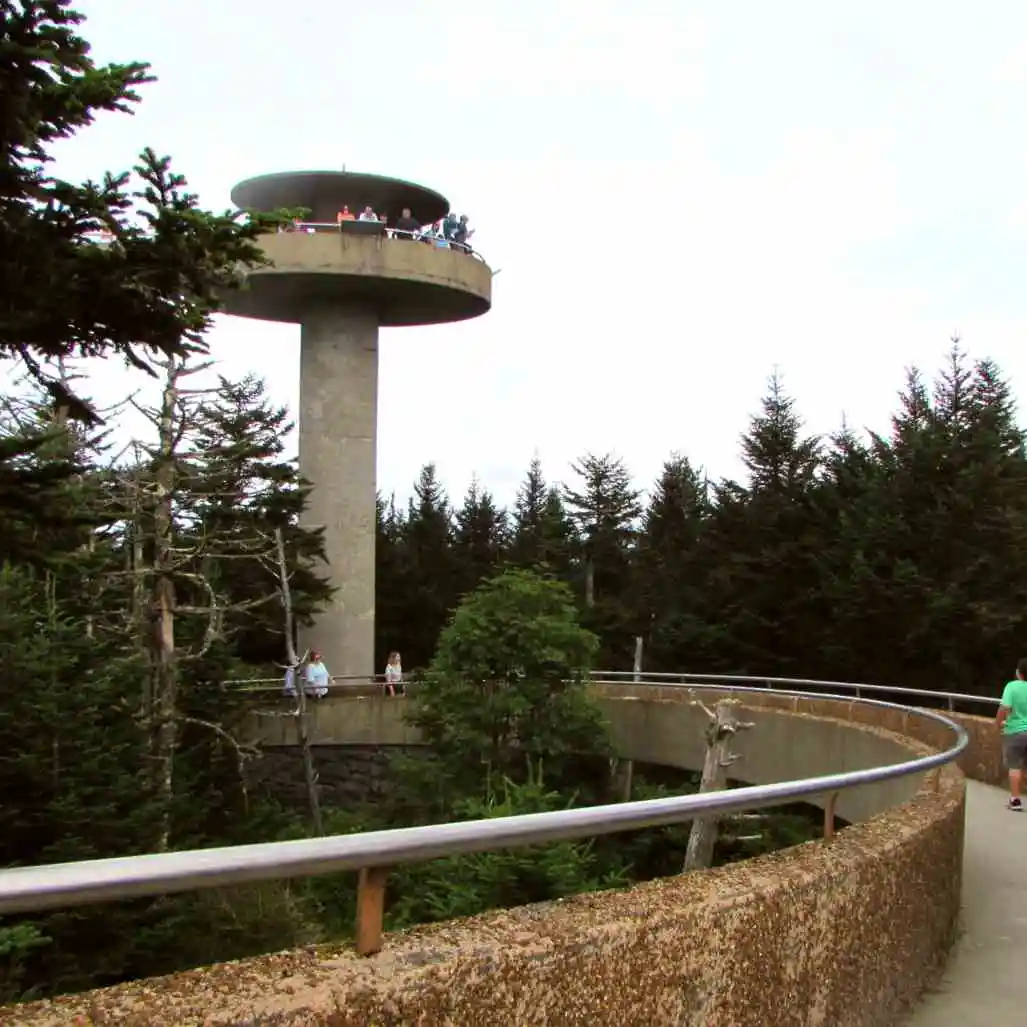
[2,0,1025,1012]
[376,346,1026,699]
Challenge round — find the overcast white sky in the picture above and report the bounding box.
[51,1,1027,507]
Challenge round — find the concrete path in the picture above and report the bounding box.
[903,780,1025,1026]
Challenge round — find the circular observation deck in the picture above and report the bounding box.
[231,170,449,225]
[221,230,492,326]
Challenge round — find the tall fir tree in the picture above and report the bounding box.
[375,492,410,672]
[838,345,1027,693]
[398,464,460,668]
[0,1,274,417]
[510,456,578,578]
[562,453,641,667]
[634,454,711,671]
[454,477,509,598]
[696,373,826,674]
[189,373,332,668]
[741,370,821,495]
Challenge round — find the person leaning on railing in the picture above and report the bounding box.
[393,207,420,240]
[452,214,474,253]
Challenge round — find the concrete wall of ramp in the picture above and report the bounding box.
[243,685,932,825]
[12,685,991,1027]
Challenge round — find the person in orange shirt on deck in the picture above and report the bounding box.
[336,205,355,223]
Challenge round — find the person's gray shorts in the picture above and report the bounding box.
[1002,731,1027,770]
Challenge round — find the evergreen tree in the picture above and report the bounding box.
[562,453,641,667]
[836,346,1027,693]
[510,456,578,577]
[635,454,710,671]
[397,464,459,668]
[741,370,821,495]
[510,456,547,562]
[189,373,332,668]
[454,477,509,597]
[404,568,609,812]
[0,391,95,569]
[0,564,160,999]
[375,492,409,672]
[0,1,273,418]
[696,373,825,674]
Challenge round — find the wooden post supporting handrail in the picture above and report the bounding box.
[355,866,390,956]
[823,791,840,840]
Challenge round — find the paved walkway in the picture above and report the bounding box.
[904,780,1025,1026]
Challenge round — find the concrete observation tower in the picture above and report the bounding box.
[222,171,493,679]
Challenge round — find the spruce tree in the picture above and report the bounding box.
[0,564,160,999]
[190,373,332,668]
[635,454,710,671]
[562,453,641,666]
[510,456,578,578]
[537,486,579,579]
[847,346,1027,693]
[697,373,825,674]
[740,370,821,495]
[0,1,273,417]
[398,464,460,667]
[375,492,410,672]
[454,477,509,597]
[510,456,547,561]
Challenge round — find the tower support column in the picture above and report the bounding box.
[297,304,378,680]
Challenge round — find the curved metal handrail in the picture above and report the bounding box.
[236,670,1003,712]
[0,680,966,931]
[592,670,1002,712]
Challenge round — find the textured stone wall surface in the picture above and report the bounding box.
[6,687,985,1027]
[245,744,420,810]
[945,711,1005,785]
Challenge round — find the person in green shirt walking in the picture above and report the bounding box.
[997,657,1027,811]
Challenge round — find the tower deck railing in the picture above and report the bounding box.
[269,221,490,263]
[81,224,491,267]
[0,678,967,957]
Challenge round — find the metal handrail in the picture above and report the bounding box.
[0,679,967,955]
[279,221,488,265]
[238,673,390,691]
[591,670,1002,712]
[235,670,1002,712]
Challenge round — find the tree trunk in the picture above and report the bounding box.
[275,526,323,835]
[151,361,181,852]
[129,524,150,714]
[684,700,753,872]
[584,558,595,608]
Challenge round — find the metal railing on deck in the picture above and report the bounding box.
[278,221,490,265]
[0,678,968,957]
[592,670,1003,713]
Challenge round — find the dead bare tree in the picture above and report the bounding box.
[269,525,323,835]
[683,696,756,871]
[117,353,273,849]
